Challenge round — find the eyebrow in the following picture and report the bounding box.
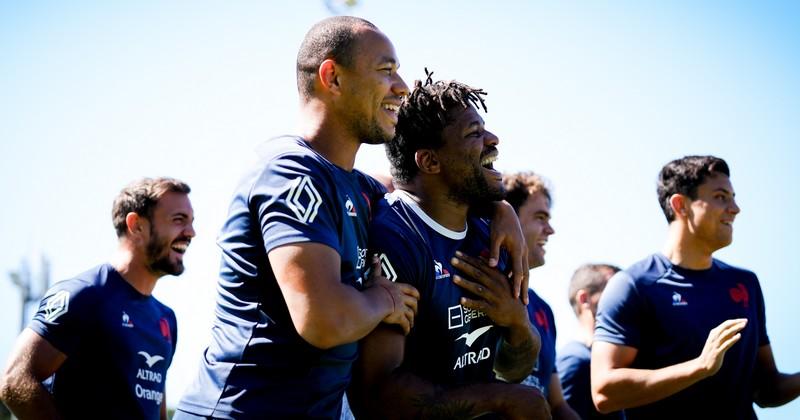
[536,210,551,218]
[713,187,735,196]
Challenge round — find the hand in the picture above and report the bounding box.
[495,383,552,420]
[489,201,530,304]
[451,251,528,329]
[695,318,748,378]
[365,255,419,335]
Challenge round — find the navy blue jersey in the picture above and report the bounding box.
[177,136,385,419]
[521,289,557,396]
[28,264,177,420]
[595,253,768,420]
[368,190,507,385]
[557,341,625,420]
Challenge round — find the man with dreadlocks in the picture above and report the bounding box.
[349,73,549,419]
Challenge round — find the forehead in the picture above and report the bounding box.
[445,105,483,130]
[521,192,550,214]
[153,191,193,216]
[697,173,734,194]
[352,28,398,66]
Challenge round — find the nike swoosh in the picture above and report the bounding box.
[456,325,493,347]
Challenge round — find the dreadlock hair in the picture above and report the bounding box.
[387,69,488,184]
[657,155,730,222]
[296,16,377,101]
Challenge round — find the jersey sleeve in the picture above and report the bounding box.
[27,279,96,356]
[368,220,427,293]
[251,153,341,253]
[594,271,644,348]
[751,273,770,347]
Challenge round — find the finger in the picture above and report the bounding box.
[460,296,490,313]
[520,268,530,305]
[370,253,383,279]
[397,283,421,300]
[453,275,493,299]
[488,230,502,268]
[511,248,527,301]
[452,252,504,288]
[718,333,742,353]
[401,293,419,315]
[400,317,411,335]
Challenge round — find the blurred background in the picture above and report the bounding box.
[1,1,798,418]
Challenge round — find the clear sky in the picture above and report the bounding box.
[1,1,798,417]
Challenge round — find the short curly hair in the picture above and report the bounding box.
[112,177,191,238]
[387,70,487,184]
[657,155,730,222]
[501,171,551,214]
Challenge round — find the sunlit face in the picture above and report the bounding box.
[338,28,409,145]
[144,192,195,277]
[684,173,740,253]
[437,105,505,204]
[517,192,554,269]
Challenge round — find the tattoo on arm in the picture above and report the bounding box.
[494,335,537,383]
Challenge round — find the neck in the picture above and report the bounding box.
[110,245,159,296]
[576,313,595,348]
[298,100,361,171]
[398,182,469,231]
[662,222,714,270]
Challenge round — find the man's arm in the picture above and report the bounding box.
[753,344,800,407]
[269,243,419,349]
[485,201,530,304]
[591,318,747,413]
[450,251,539,382]
[0,329,66,419]
[160,391,168,420]
[351,324,550,420]
[547,373,580,420]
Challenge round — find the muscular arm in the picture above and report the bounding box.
[753,344,800,407]
[269,243,418,349]
[591,318,747,413]
[351,325,549,420]
[0,329,66,420]
[485,201,530,304]
[452,251,539,382]
[547,373,580,420]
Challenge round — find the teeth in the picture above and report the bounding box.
[480,154,498,166]
[171,242,189,253]
[383,104,399,112]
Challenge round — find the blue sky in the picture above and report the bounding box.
[1,1,798,417]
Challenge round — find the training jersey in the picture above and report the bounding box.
[177,136,385,419]
[557,341,625,420]
[521,289,557,396]
[594,253,768,420]
[368,190,507,385]
[28,264,177,420]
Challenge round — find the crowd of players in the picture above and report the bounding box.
[1,15,798,420]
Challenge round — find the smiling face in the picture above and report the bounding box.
[437,105,505,204]
[683,173,740,253]
[143,191,195,276]
[337,28,408,145]
[517,192,554,269]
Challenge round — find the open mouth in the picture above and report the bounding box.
[480,149,499,171]
[171,241,190,255]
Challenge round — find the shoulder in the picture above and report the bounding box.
[622,254,673,286]
[713,258,758,279]
[244,136,337,195]
[527,289,553,313]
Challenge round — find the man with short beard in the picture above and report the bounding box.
[0,177,195,420]
[350,74,547,420]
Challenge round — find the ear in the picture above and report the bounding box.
[669,194,688,219]
[318,59,341,95]
[125,212,146,239]
[576,289,590,307]
[414,149,440,175]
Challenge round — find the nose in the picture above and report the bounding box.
[392,72,409,98]
[545,221,555,236]
[185,220,196,239]
[729,198,741,215]
[485,130,499,147]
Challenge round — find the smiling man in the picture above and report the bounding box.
[504,172,581,419]
[349,75,547,420]
[0,177,194,420]
[591,155,800,419]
